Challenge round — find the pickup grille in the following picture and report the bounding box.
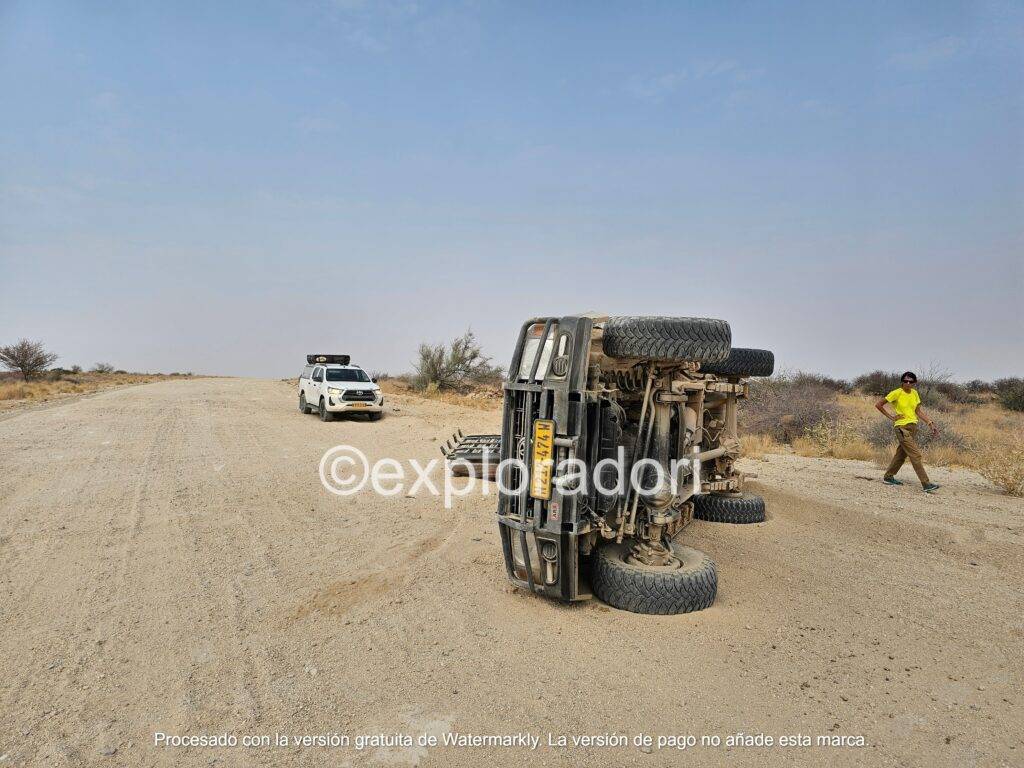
[341,390,376,402]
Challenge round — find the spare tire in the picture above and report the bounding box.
[591,542,717,614]
[693,492,766,524]
[700,347,774,377]
[602,316,731,364]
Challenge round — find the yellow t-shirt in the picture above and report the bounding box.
[886,387,921,427]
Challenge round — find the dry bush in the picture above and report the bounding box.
[92,362,115,374]
[934,381,981,406]
[412,330,503,392]
[739,433,782,460]
[995,379,1024,413]
[853,370,901,396]
[741,377,842,442]
[791,372,852,393]
[798,417,876,460]
[974,440,1024,497]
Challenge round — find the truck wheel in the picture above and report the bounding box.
[700,347,775,377]
[318,398,334,422]
[591,542,717,614]
[602,316,731,364]
[299,393,312,414]
[369,412,383,421]
[693,492,766,524]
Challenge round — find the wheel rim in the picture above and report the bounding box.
[623,542,682,570]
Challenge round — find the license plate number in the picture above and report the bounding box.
[530,419,555,500]
[349,402,369,408]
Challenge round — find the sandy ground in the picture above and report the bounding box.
[0,378,1021,768]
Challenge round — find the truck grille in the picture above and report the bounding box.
[341,390,376,402]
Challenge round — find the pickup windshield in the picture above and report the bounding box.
[326,368,370,383]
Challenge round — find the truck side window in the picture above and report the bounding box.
[313,367,323,382]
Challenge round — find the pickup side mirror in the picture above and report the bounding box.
[371,377,378,383]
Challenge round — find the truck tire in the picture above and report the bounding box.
[602,316,731,364]
[700,347,774,377]
[318,398,334,422]
[591,542,717,614]
[299,393,312,414]
[693,492,766,524]
[369,412,383,421]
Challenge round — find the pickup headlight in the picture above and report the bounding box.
[327,387,342,395]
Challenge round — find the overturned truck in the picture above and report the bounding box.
[445,315,774,615]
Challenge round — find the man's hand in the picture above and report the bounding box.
[929,422,939,437]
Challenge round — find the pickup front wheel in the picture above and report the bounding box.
[319,398,334,422]
[591,542,717,614]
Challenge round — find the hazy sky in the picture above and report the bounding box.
[1,1,1021,380]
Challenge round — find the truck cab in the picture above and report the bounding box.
[298,354,384,421]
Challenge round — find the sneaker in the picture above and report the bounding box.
[882,477,903,486]
[923,483,941,493]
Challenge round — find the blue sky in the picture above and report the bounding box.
[1,1,1021,379]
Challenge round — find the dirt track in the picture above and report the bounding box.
[0,378,1021,767]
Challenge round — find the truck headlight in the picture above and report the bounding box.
[327,387,342,395]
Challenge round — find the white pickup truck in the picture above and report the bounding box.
[298,354,384,421]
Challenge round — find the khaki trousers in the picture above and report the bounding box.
[885,422,931,485]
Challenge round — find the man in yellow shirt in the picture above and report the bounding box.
[875,371,940,492]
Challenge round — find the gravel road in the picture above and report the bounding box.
[0,378,1020,767]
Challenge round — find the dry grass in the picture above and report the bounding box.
[973,440,1024,497]
[755,393,1024,496]
[739,433,783,460]
[380,378,502,411]
[0,372,194,409]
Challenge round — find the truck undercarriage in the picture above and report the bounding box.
[444,315,774,614]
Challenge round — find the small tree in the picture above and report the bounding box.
[92,362,115,374]
[412,330,503,391]
[0,339,58,380]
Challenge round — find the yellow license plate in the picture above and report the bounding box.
[349,402,369,408]
[530,419,555,500]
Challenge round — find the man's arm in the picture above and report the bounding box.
[875,398,898,421]
[916,404,939,436]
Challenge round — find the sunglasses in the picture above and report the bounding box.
[902,379,915,384]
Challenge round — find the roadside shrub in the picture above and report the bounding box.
[92,362,114,374]
[853,370,901,396]
[369,370,391,382]
[993,377,1024,394]
[791,372,852,393]
[412,330,504,392]
[70,364,82,374]
[798,417,875,460]
[934,381,981,406]
[965,379,994,394]
[995,379,1024,412]
[741,377,842,442]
